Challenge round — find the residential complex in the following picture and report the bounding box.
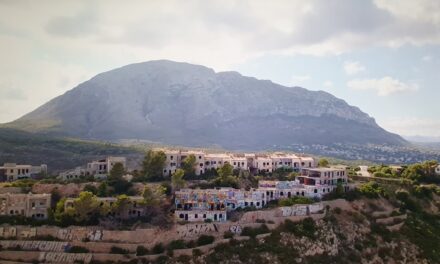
[174,188,266,222]
[175,167,349,222]
[0,193,51,219]
[0,163,47,181]
[160,149,316,176]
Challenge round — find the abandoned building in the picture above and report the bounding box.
[0,163,47,181]
[0,193,51,219]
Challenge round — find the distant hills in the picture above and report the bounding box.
[0,128,141,172]
[3,60,406,150]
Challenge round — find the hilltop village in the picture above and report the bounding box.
[0,149,439,263]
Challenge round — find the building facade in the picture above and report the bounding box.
[160,149,316,177]
[0,163,47,181]
[58,167,86,181]
[86,157,127,178]
[174,188,266,222]
[0,193,51,219]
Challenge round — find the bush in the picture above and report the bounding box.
[152,243,165,254]
[280,218,316,239]
[136,246,149,256]
[110,246,129,254]
[192,248,202,257]
[240,224,270,238]
[223,231,234,239]
[167,239,186,250]
[359,182,385,198]
[197,235,215,246]
[278,196,313,206]
[68,246,89,253]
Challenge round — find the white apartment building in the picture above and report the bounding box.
[204,153,232,171]
[0,163,47,181]
[254,156,273,173]
[58,167,86,181]
[160,149,315,176]
[0,193,51,219]
[175,187,267,222]
[86,157,126,178]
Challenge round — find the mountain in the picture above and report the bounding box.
[3,60,406,149]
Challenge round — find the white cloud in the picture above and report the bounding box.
[347,76,419,96]
[422,55,432,61]
[0,0,439,122]
[290,74,311,84]
[343,61,366,75]
[379,118,440,137]
[323,80,334,88]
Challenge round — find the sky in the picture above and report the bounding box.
[0,0,439,138]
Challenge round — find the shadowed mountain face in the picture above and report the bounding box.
[5,60,406,149]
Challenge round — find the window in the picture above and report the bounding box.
[314,189,317,193]
[170,156,173,160]
[199,156,202,159]
[195,214,198,218]
[203,214,206,218]
[179,214,184,219]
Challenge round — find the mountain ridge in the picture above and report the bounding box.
[3,60,406,149]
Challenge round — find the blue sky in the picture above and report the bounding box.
[0,0,439,137]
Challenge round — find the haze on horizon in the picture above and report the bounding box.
[0,0,439,139]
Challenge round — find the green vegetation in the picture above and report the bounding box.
[358,182,386,198]
[0,127,139,172]
[171,169,186,191]
[181,154,197,176]
[136,245,149,256]
[240,224,270,238]
[318,158,329,167]
[279,218,317,239]
[278,196,313,206]
[196,235,215,246]
[110,246,129,254]
[141,150,167,181]
[365,161,440,184]
[68,246,89,253]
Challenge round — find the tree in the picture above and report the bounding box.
[108,162,125,182]
[112,194,131,215]
[171,169,186,191]
[107,162,131,194]
[69,191,100,222]
[217,164,234,179]
[142,150,167,181]
[83,184,98,195]
[318,158,329,167]
[97,182,108,197]
[142,185,166,207]
[181,154,196,176]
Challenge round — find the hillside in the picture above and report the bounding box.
[3,60,406,150]
[0,128,142,173]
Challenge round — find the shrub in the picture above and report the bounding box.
[333,207,342,214]
[359,182,385,198]
[136,246,149,256]
[152,243,165,254]
[110,246,129,254]
[167,239,186,250]
[240,224,270,238]
[278,196,313,206]
[197,235,215,246]
[280,217,316,239]
[68,246,89,253]
[223,230,234,239]
[192,248,202,257]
